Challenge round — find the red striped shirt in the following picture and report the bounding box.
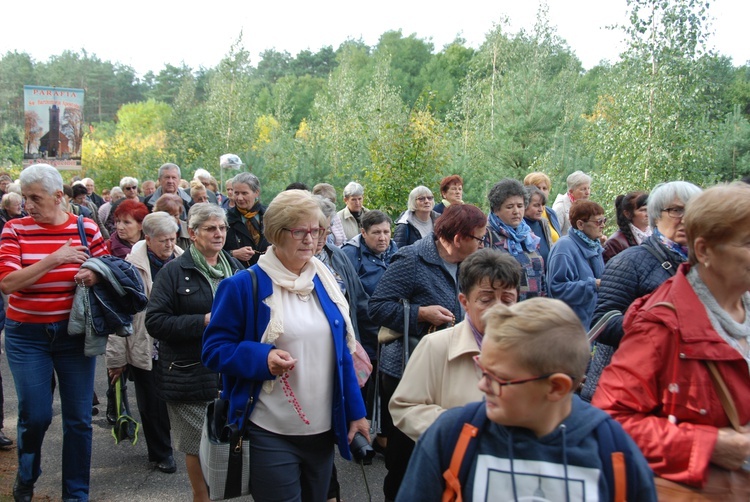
[0,214,109,323]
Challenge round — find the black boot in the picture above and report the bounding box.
[106,383,117,425]
[0,429,12,448]
[13,474,33,502]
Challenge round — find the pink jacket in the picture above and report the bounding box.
[593,264,750,487]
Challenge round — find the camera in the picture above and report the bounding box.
[349,432,375,464]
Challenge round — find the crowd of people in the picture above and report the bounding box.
[0,160,749,501]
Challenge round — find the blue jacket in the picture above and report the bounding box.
[546,232,605,330]
[202,265,366,461]
[341,234,397,297]
[397,396,656,501]
[545,205,562,236]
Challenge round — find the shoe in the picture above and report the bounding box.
[156,455,176,474]
[13,474,34,502]
[0,430,12,448]
[371,438,387,456]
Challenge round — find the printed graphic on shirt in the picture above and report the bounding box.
[472,455,601,501]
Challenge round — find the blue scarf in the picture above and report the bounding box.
[488,212,540,256]
[653,227,688,260]
[570,228,603,250]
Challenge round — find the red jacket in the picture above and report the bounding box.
[593,263,750,487]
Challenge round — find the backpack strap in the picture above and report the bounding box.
[596,419,636,502]
[441,402,488,502]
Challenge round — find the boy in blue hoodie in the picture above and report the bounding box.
[396,297,656,501]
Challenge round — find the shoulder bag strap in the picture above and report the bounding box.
[77,214,90,256]
[706,361,742,432]
[402,298,410,372]
[642,241,676,276]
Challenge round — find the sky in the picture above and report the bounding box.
[1,0,748,78]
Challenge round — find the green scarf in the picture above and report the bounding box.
[190,244,233,295]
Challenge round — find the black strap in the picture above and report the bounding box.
[642,241,676,276]
[77,214,90,256]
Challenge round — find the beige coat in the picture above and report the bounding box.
[337,206,369,241]
[105,239,184,371]
[389,320,484,442]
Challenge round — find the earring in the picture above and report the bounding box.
[704,261,710,268]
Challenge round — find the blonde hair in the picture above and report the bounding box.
[523,172,551,188]
[264,190,325,245]
[684,182,750,265]
[482,298,589,382]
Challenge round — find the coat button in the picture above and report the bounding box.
[185,288,190,293]
[334,320,340,326]
[185,277,190,280]
[699,409,707,415]
[679,353,686,359]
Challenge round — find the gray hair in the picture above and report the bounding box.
[233,172,260,193]
[19,163,63,194]
[119,176,138,189]
[187,202,227,231]
[647,181,702,228]
[110,187,125,200]
[314,195,337,220]
[1,192,22,209]
[7,183,21,195]
[525,185,547,206]
[566,171,592,191]
[488,178,528,212]
[158,163,181,179]
[407,185,433,212]
[0,174,12,183]
[194,168,211,182]
[142,211,179,238]
[343,181,364,198]
[312,183,337,203]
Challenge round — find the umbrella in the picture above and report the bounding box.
[111,377,140,445]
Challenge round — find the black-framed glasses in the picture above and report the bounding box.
[467,234,486,247]
[123,186,138,191]
[473,355,552,396]
[586,217,607,226]
[662,206,685,219]
[284,227,324,240]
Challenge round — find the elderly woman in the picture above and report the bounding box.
[553,170,592,236]
[337,181,368,240]
[390,249,521,442]
[593,183,750,494]
[0,164,108,501]
[0,192,25,229]
[546,200,606,330]
[312,183,347,246]
[109,199,149,259]
[524,171,562,241]
[202,190,368,502]
[523,185,554,266]
[145,203,242,502]
[154,193,191,251]
[189,181,209,205]
[433,174,463,214]
[106,212,183,474]
[369,203,487,501]
[603,190,650,263]
[224,172,269,267]
[393,185,440,249]
[486,178,546,301]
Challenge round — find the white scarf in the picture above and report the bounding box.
[629,223,652,245]
[257,246,356,392]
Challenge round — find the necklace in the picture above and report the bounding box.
[281,372,310,425]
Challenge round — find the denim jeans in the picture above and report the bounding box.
[5,319,96,502]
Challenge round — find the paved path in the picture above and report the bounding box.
[0,347,387,501]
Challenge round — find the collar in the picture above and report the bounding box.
[446,321,481,361]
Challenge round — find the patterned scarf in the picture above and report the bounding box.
[236,203,261,246]
[189,244,233,295]
[629,223,652,245]
[653,227,688,261]
[570,228,603,250]
[488,212,540,255]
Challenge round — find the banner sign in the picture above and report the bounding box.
[23,85,85,166]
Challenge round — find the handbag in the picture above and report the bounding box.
[377,298,410,344]
[653,352,750,499]
[352,340,373,388]
[199,268,259,501]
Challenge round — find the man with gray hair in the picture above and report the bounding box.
[337,181,369,240]
[144,163,193,219]
[552,170,593,236]
[82,177,105,208]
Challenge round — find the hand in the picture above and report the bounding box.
[267,349,297,377]
[232,246,256,262]
[74,268,99,288]
[55,239,89,267]
[417,305,455,327]
[348,417,371,444]
[595,278,601,288]
[108,366,125,385]
[204,313,211,326]
[711,427,750,470]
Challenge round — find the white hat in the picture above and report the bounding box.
[220,153,243,170]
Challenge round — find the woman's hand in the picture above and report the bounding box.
[417,305,455,327]
[231,246,256,262]
[74,268,99,288]
[711,427,750,470]
[267,349,297,376]
[108,366,126,385]
[347,417,370,444]
[55,239,89,266]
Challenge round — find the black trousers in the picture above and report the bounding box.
[130,365,173,462]
[380,373,416,500]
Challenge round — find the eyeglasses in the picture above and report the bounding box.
[199,225,228,233]
[468,234,486,247]
[317,227,333,240]
[662,206,685,219]
[284,227,324,240]
[586,218,607,226]
[416,196,434,202]
[123,186,137,191]
[473,355,552,396]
